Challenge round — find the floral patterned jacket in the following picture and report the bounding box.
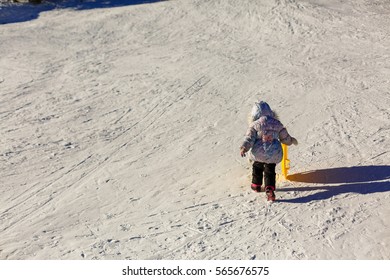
[241,102,294,164]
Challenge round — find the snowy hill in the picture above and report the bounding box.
[0,0,389,259]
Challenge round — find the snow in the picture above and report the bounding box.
[0,0,389,260]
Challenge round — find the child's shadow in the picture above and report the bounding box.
[0,1,165,25]
[277,165,390,203]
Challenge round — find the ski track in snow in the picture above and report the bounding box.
[0,0,389,259]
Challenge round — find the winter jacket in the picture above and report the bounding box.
[241,101,293,164]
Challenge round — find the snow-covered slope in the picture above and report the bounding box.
[1,0,389,259]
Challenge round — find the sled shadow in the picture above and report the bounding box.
[277,165,390,203]
[287,165,390,184]
[0,0,165,25]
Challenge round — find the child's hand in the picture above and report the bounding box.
[240,147,247,157]
[291,137,298,145]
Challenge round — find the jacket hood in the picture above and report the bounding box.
[251,101,274,121]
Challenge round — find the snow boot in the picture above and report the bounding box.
[251,183,263,192]
[265,186,276,201]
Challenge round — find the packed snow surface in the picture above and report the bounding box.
[1,0,389,259]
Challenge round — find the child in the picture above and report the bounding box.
[240,101,297,201]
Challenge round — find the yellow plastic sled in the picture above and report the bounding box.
[281,144,290,180]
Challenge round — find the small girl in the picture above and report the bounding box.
[240,101,297,201]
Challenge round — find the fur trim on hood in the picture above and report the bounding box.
[248,101,279,124]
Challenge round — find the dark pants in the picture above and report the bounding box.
[252,161,276,187]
